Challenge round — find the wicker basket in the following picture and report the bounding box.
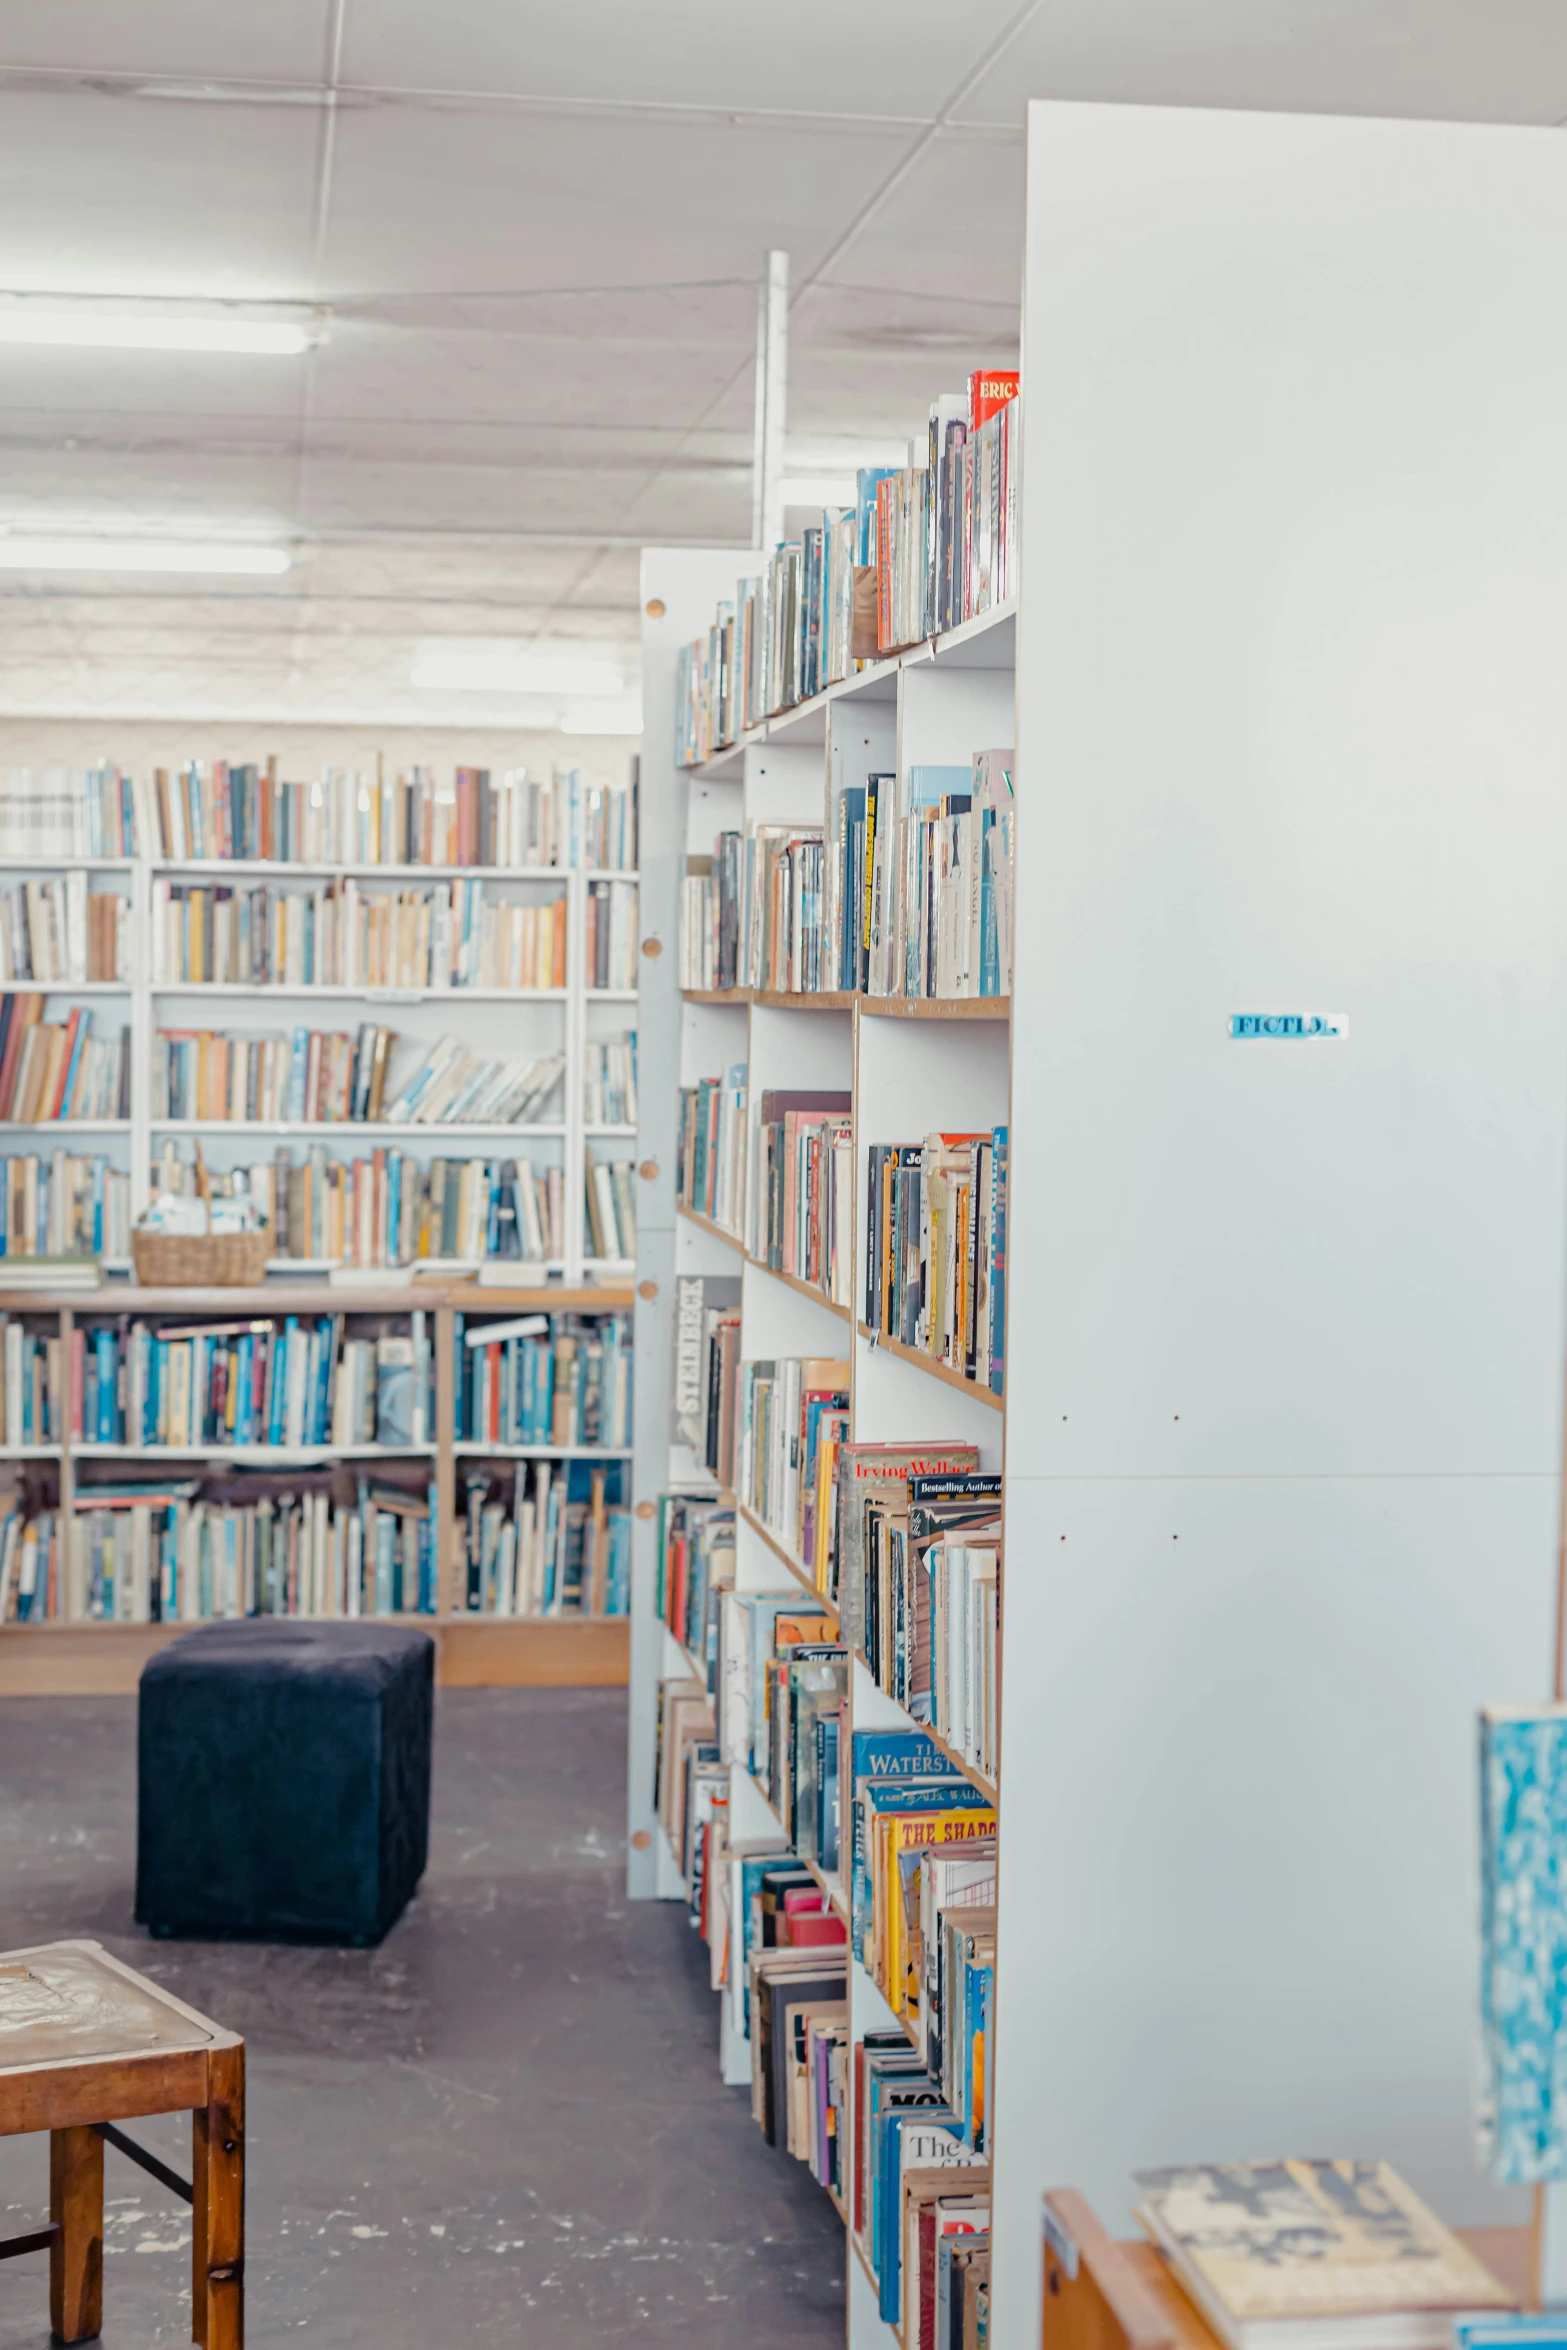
[130,1227,271,1288]
[131,1144,270,1288]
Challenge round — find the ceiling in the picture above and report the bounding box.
[0,0,1564,728]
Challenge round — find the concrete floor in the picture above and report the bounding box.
[0,1688,845,2347]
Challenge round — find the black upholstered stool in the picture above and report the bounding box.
[135,1621,434,1946]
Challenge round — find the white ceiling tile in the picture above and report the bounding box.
[952,0,1567,125]
[342,0,1025,118]
[0,1,333,81]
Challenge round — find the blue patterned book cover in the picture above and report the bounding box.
[1480,1707,1567,2182]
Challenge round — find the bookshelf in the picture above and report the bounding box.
[630,99,1567,2350]
[0,1277,632,1693]
[0,763,640,1687]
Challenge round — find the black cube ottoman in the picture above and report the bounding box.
[135,1621,434,1946]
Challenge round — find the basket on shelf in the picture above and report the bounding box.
[130,1146,270,1289]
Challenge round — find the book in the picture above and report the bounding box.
[1134,2162,1514,2350]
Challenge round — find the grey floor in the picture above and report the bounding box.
[0,1689,845,2347]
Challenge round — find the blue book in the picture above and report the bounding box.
[95,1327,114,1441]
[57,1010,92,1125]
[287,1029,309,1124]
[1481,1708,1567,2182]
[855,467,898,566]
[876,2107,967,2318]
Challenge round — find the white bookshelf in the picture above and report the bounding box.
[0,852,638,1286]
[630,98,1567,2350]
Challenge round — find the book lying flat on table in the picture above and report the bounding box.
[1135,2160,1514,2350]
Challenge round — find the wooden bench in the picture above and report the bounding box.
[0,1938,244,2347]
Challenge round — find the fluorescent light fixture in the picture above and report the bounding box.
[412,645,626,698]
[0,296,316,356]
[0,537,291,575]
[560,710,643,737]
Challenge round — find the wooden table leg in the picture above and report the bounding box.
[192,2042,245,2350]
[49,2123,104,2344]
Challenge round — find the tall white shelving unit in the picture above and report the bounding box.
[632,99,1567,2350]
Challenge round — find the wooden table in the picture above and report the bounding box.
[0,1938,244,2348]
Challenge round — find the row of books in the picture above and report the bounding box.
[678,825,825,995]
[858,2035,990,2336]
[660,1410,1001,1779]
[0,762,636,872]
[584,1033,637,1129]
[584,878,638,992]
[0,1001,129,1124]
[674,371,1018,762]
[0,1505,61,1619]
[675,1067,746,1235]
[458,1458,630,1616]
[735,1356,850,1577]
[150,878,569,993]
[860,1470,1000,1783]
[655,1491,734,1676]
[680,1072,853,1302]
[71,1313,435,1450]
[152,1026,564,1129]
[178,1146,568,1269]
[865,1130,1008,1392]
[0,876,127,985]
[0,1317,63,1445]
[656,1649,999,2305]
[453,1311,633,1450]
[753,1086,852,1306]
[0,1155,130,1263]
[834,753,1014,1000]
[584,1149,637,1262]
[673,1274,741,1489]
[62,1476,438,1622]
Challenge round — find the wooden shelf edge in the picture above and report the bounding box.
[0,1283,634,1315]
[752,990,857,1013]
[677,987,1008,1021]
[0,1614,629,1694]
[858,996,1010,1022]
[737,1502,839,1620]
[855,1324,1005,1412]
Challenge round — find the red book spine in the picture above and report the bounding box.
[967,368,1019,429]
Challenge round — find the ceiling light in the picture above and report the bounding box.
[0,297,317,356]
[0,537,291,575]
[412,647,626,698]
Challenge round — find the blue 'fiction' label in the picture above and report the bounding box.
[1230,1013,1348,1040]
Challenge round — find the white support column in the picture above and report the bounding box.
[750,248,789,556]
